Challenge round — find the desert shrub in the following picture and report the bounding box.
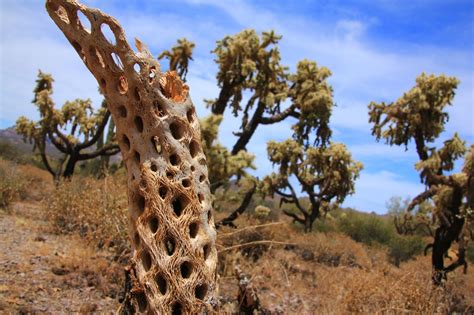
[467,242,474,263]
[254,205,271,222]
[45,174,129,261]
[310,219,334,233]
[0,141,47,169]
[0,141,21,162]
[0,159,29,210]
[338,211,394,246]
[387,235,424,267]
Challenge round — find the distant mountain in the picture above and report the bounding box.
[0,126,122,165]
[0,126,62,158]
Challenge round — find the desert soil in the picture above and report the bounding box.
[0,202,121,313]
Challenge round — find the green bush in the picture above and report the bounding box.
[0,141,19,161]
[338,211,394,246]
[388,235,424,267]
[0,141,44,168]
[312,218,337,233]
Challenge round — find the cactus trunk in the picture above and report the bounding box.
[45,0,218,313]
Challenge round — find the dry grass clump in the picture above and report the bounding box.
[0,158,50,211]
[217,216,473,313]
[337,258,468,313]
[52,245,125,300]
[44,173,129,262]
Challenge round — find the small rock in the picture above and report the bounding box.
[284,244,296,251]
[301,249,314,261]
[51,267,70,276]
[34,235,46,242]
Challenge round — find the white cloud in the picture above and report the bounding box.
[185,0,473,139]
[343,170,424,213]
[0,0,471,214]
[334,19,367,42]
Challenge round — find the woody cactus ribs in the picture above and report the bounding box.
[46,0,218,313]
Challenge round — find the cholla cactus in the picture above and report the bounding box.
[209,30,333,154]
[206,33,337,225]
[159,31,338,226]
[369,73,473,284]
[254,205,271,222]
[200,114,255,193]
[16,71,119,180]
[262,140,362,232]
[158,38,195,82]
[46,0,218,312]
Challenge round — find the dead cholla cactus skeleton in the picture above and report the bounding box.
[16,70,119,181]
[46,0,218,313]
[262,140,363,232]
[157,37,259,228]
[369,73,473,284]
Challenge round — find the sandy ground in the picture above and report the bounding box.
[0,202,121,313]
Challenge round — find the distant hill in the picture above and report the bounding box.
[0,126,62,159]
[0,126,122,166]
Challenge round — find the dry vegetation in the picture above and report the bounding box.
[216,222,473,313]
[1,159,473,313]
[44,170,130,263]
[0,159,122,312]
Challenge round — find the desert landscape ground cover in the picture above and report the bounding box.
[0,158,473,313]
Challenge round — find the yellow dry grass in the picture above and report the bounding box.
[217,220,473,313]
[3,162,472,313]
[44,172,130,262]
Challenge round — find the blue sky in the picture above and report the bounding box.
[0,0,473,213]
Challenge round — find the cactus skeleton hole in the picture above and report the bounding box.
[186,108,194,123]
[100,22,116,46]
[134,116,144,133]
[189,140,200,158]
[164,235,176,256]
[180,261,193,278]
[133,63,141,74]
[88,46,105,68]
[155,273,167,294]
[111,52,123,70]
[136,292,148,312]
[169,153,180,166]
[195,284,208,300]
[46,0,218,312]
[76,10,90,31]
[171,302,183,315]
[148,217,158,233]
[117,105,127,118]
[189,222,199,238]
[141,250,152,271]
[181,178,191,188]
[133,151,140,164]
[154,100,167,117]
